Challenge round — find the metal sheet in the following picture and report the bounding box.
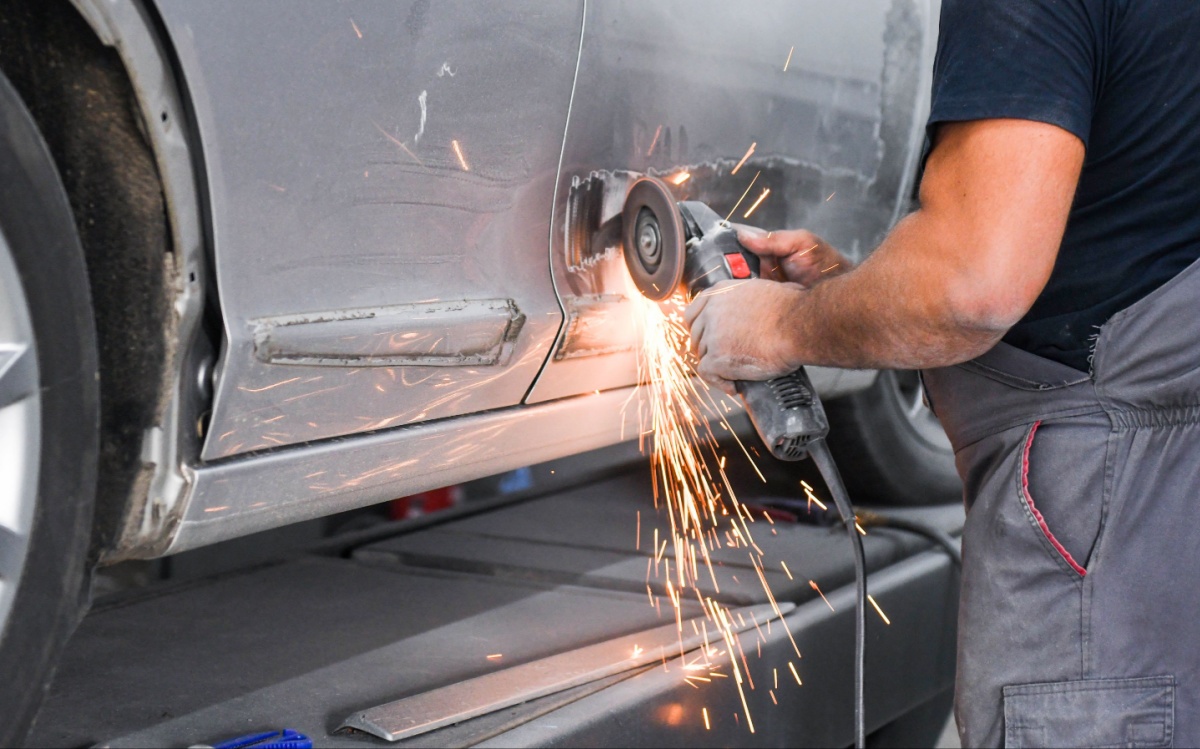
[478,551,958,748]
[150,1,583,458]
[340,603,791,742]
[527,0,936,403]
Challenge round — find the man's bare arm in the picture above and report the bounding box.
[687,118,1086,378]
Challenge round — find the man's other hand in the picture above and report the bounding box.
[735,227,853,288]
[684,278,806,392]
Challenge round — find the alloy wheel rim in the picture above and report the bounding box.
[0,225,41,636]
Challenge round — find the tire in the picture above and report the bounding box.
[0,70,99,745]
[822,370,960,506]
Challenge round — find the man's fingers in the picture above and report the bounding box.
[736,228,818,258]
[696,362,728,391]
[697,360,737,396]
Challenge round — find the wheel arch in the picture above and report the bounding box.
[0,0,211,562]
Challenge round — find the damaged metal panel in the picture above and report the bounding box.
[252,299,525,368]
[165,386,644,554]
[527,0,936,404]
[555,295,636,360]
[148,2,583,460]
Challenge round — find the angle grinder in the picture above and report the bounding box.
[622,176,870,748]
[621,176,830,461]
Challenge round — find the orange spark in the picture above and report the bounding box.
[647,125,663,156]
[633,291,805,733]
[451,139,470,171]
[670,171,692,186]
[350,18,363,38]
[725,172,761,224]
[810,580,835,612]
[486,653,503,660]
[788,661,802,685]
[702,707,711,730]
[781,560,793,580]
[239,377,300,393]
[372,121,425,168]
[731,142,757,175]
[743,188,771,219]
[783,45,795,72]
[868,595,891,625]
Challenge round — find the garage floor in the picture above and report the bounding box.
[31,460,963,748]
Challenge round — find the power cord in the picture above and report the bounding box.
[809,440,867,749]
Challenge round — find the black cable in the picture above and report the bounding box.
[809,439,867,749]
[855,511,962,568]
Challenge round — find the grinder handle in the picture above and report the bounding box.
[736,373,828,462]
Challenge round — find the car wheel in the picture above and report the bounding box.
[0,70,100,744]
[821,370,960,506]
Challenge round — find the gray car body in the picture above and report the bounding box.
[68,0,939,560]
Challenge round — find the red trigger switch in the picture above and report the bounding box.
[725,253,752,279]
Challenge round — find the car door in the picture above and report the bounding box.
[151,1,584,459]
[527,0,937,403]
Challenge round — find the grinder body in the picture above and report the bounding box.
[676,201,829,461]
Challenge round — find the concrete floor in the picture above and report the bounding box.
[36,441,963,748]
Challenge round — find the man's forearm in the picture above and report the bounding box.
[782,211,1011,370]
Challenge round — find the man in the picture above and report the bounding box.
[686,1,1200,746]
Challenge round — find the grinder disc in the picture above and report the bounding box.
[622,177,685,301]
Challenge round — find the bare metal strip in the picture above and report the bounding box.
[251,299,525,367]
[340,602,792,742]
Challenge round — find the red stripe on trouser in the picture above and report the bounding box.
[1021,421,1087,577]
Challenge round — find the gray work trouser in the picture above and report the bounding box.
[922,258,1200,748]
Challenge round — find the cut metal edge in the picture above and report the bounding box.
[340,602,794,742]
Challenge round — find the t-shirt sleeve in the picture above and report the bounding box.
[929,0,1099,146]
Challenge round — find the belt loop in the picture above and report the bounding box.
[918,370,936,417]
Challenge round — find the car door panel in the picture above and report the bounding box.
[152,1,583,459]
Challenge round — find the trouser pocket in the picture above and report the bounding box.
[1003,676,1175,748]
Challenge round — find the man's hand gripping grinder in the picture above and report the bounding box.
[621,176,829,460]
[621,176,870,748]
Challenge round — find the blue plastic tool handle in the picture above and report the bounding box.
[213,729,312,749]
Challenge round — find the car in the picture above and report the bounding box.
[0,0,954,744]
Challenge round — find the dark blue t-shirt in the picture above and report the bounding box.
[929,0,1200,372]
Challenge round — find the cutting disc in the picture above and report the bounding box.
[622,177,685,301]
